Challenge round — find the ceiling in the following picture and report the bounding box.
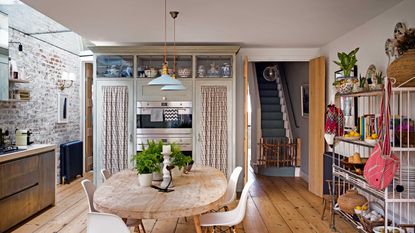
[20,0,401,48]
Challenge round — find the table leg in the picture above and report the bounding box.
[193,215,203,233]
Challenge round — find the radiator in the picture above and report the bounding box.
[60,140,83,184]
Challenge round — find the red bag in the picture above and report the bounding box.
[363,80,399,190]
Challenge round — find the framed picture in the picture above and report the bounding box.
[58,93,68,123]
[301,84,309,117]
[334,65,358,80]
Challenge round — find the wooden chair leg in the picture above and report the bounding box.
[321,198,327,220]
[140,221,146,233]
[133,225,141,233]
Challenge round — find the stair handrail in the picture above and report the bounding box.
[277,64,299,128]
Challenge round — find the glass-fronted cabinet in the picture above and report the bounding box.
[137,55,192,78]
[196,55,232,78]
[96,55,134,78]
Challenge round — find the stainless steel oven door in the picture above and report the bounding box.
[137,101,192,129]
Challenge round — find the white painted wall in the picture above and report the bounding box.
[321,0,415,104]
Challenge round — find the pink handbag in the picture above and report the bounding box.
[363,81,399,190]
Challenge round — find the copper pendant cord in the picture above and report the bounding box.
[164,0,167,64]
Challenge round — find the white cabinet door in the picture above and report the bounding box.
[93,79,135,185]
[194,80,233,176]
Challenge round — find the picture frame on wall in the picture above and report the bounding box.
[58,93,68,123]
[301,84,309,117]
[334,65,358,80]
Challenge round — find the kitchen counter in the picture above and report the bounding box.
[0,144,56,163]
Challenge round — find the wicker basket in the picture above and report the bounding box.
[338,190,368,214]
[387,49,415,87]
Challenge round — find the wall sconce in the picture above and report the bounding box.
[9,41,23,56]
[57,71,75,91]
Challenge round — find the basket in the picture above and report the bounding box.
[338,189,367,214]
[341,158,368,175]
[387,49,415,87]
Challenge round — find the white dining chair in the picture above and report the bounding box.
[100,169,111,182]
[200,180,254,233]
[81,179,146,233]
[219,166,243,211]
[87,212,130,233]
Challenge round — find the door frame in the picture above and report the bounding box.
[237,48,320,185]
[80,56,93,174]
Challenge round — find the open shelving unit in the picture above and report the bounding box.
[330,83,415,232]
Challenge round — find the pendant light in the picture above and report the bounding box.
[148,0,183,87]
[161,10,186,91]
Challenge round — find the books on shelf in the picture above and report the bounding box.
[359,114,379,140]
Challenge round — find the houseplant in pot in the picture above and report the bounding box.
[133,149,161,187]
[333,47,359,94]
[170,143,192,177]
[140,140,164,181]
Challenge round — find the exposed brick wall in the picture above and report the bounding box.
[0,4,81,183]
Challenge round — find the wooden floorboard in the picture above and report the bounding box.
[10,171,358,233]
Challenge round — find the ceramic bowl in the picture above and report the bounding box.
[178,68,191,78]
[373,226,404,233]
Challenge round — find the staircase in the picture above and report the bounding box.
[256,64,288,139]
[255,63,297,177]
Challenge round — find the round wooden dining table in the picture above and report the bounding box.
[93,166,227,233]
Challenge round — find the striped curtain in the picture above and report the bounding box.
[101,86,129,174]
[201,85,228,175]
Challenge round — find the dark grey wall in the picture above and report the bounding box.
[281,62,309,179]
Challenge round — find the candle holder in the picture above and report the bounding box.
[160,145,174,189]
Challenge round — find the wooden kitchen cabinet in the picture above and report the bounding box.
[0,149,55,232]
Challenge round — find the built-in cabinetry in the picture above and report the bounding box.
[330,86,415,232]
[0,147,56,232]
[91,46,239,184]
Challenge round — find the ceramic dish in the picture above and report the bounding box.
[373,226,404,233]
[365,138,378,145]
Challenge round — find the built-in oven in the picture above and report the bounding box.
[136,101,192,155]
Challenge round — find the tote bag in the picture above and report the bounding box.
[363,80,399,190]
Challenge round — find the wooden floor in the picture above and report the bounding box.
[10,171,357,233]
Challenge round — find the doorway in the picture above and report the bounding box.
[84,63,93,172]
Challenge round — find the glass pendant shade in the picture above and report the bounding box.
[148,74,182,86]
[160,84,186,91]
[148,64,183,86]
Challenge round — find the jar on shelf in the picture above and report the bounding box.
[221,63,231,77]
[198,65,206,77]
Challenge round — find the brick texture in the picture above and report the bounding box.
[0,4,82,183]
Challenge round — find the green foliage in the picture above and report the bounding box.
[132,140,163,174]
[359,74,366,88]
[133,152,161,174]
[333,48,359,77]
[170,143,192,170]
[375,71,383,84]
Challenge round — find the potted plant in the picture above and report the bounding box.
[170,143,192,177]
[333,48,359,78]
[133,147,161,187]
[375,71,384,90]
[141,140,164,181]
[333,48,359,94]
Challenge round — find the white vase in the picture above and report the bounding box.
[139,173,153,187]
[172,167,183,177]
[152,172,163,181]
